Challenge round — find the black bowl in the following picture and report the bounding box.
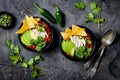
[60,25,96,61]
[0,11,15,29]
[18,17,53,52]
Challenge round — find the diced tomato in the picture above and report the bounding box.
[47,37,51,43]
[44,35,48,42]
[86,32,91,37]
[44,35,51,43]
[89,45,93,48]
[38,20,51,43]
[86,44,93,48]
[27,45,36,50]
[45,26,51,34]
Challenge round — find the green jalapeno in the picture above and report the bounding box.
[54,4,64,27]
[34,3,56,23]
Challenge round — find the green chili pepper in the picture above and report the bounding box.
[34,3,56,23]
[54,4,64,27]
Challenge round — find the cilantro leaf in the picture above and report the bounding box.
[28,58,34,66]
[6,40,46,79]
[22,62,28,68]
[13,60,18,65]
[92,6,102,14]
[6,40,12,48]
[86,12,94,22]
[34,55,40,61]
[90,2,102,14]
[90,2,97,9]
[31,69,38,79]
[93,17,105,32]
[13,45,20,54]
[93,17,105,23]
[75,2,85,10]
[9,55,19,61]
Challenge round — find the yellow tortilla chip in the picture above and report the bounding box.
[25,16,39,25]
[61,32,72,40]
[65,27,72,33]
[16,15,40,34]
[61,25,87,40]
[16,20,28,34]
[72,25,87,36]
[34,18,41,22]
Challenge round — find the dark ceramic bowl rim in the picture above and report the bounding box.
[18,17,53,52]
[60,25,96,61]
[0,11,15,29]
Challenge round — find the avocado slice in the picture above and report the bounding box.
[20,36,32,46]
[21,30,32,44]
[62,40,75,57]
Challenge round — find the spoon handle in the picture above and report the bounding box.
[87,46,105,77]
[84,45,104,69]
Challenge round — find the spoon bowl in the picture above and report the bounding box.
[102,30,116,46]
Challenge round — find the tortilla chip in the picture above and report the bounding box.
[61,25,87,40]
[72,25,87,36]
[65,27,72,33]
[16,15,40,34]
[61,32,72,40]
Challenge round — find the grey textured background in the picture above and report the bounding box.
[0,0,120,80]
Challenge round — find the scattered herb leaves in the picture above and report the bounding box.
[6,40,47,79]
[74,1,105,32]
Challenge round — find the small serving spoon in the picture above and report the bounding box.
[84,30,116,69]
[83,30,116,78]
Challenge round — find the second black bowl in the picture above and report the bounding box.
[60,25,96,61]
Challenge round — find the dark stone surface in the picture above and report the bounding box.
[0,0,120,80]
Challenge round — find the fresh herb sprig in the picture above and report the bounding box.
[6,40,47,79]
[86,2,105,32]
[74,1,105,32]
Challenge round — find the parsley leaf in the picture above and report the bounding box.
[75,2,85,10]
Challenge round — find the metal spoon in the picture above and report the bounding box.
[83,30,116,79]
[84,30,116,69]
